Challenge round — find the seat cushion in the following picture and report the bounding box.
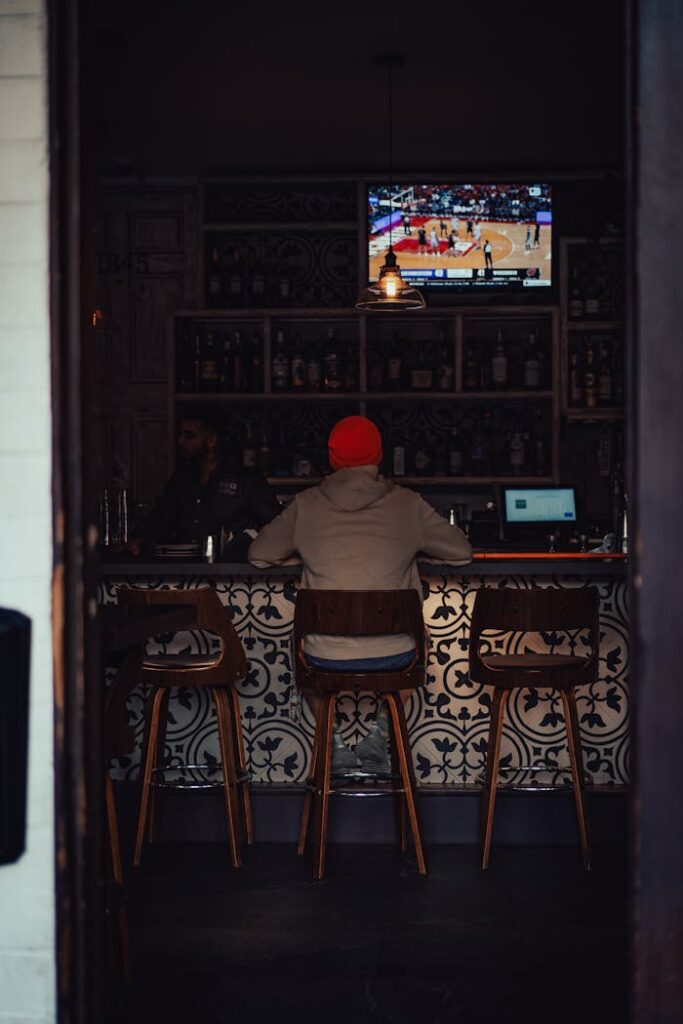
[481,654,588,672]
[143,653,221,671]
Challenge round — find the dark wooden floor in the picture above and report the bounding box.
[111,841,629,1024]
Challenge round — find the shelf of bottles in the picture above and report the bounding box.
[561,238,625,420]
[173,308,558,485]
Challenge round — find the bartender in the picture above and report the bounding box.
[127,410,280,559]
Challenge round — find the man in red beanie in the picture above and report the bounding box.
[249,415,471,776]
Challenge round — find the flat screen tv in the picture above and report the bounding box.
[367,182,552,292]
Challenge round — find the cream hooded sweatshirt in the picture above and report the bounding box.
[248,465,472,661]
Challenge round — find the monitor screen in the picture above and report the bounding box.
[504,488,576,524]
[367,183,552,292]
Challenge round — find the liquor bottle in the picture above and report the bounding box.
[433,441,448,477]
[232,330,245,393]
[193,334,201,392]
[479,354,491,392]
[532,408,546,475]
[227,247,245,308]
[208,247,222,306]
[509,431,526,475]
[291,340,306,390]
[620,493,629,555]
[249,242,266,307]
[491,330,508,389]
[523,331,541,389]
[412,434,432,476]
[277,254,292,307]
[410,345,433,390]
[469,419,487,476]
[386,332,403,391]
[583,342,598,408]
[569,267,584,319]
[176,334,195,393]
[448,427,464,476]
[436,340,454,390]
[342,345,357,391]
[272,329,289,391]
[306,347,322,391]
[369,350,384,391]
[598,343,613,405]
[585,281,600,318]
[199,331,221,393]
[292,438,314,478]
[241,419,257,469]
[613,350,625,406]
[220,333,232,392]
[249,332,263,392]
[569,351,582,406]
[392,442,405,477]
[323,328,342,391]
[464,345,479,391]
[257,421,270,473]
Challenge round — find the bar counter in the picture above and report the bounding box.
[99,555,628,791]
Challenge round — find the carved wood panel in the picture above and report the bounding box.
[96,183,199,501]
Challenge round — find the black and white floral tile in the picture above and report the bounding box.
[100,573,629,787]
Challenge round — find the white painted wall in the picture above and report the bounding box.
[0,2,56,1022]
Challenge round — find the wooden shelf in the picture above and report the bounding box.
[364,390,554,402]
[204,221,360,232]
[175,390,555,403]
[175,305,559,318]
[564,407,625,421]
[566,320,624,331]
[176,391,358,402]
[268,476,556,486]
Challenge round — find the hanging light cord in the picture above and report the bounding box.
[388,59,394,253]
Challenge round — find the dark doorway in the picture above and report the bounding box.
[50,2,683,1022]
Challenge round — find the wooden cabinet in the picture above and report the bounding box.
[171,306,560,486]
[559,237,626,522]
[96,181,199,505]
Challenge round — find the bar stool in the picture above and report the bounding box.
[115,587,253,868]
[294,589,427,880]
[469,586,599,870]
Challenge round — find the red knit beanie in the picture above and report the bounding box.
[328,415,383,470]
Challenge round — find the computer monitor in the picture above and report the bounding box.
[504,487,577,525]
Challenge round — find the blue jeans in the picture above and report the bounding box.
[305,650,414,672]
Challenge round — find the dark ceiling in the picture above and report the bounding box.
[89,0,626,178]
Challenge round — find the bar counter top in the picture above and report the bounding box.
[99,554,627,578]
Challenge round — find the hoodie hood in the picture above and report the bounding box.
[319,465,393,512]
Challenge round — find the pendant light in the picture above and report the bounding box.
[356,55,425,312]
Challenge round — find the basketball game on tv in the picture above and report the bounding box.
[367,183,552,290]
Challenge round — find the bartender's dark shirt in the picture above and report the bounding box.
[144,460,280,558]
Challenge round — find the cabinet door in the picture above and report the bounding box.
[96,184,199,501]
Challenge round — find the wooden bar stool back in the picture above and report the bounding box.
[469,586,600,870]
[115,587,252,868]
[294,588,427,880]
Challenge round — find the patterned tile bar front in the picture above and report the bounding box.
[99,562,629,788]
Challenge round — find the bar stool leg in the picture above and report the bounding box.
[106,772,123,887]
[229,686,254,846]
[561,689,592,871]
[148,689,169,843]
[104,773,132,982]
[312,694,335,881]
[298,699,321,856]
[134,686,165,867]
[480,688,508,871]
[385,693,426,876]
[387,702,407,853]
[212,689,242,868]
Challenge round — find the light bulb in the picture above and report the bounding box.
[384,276,398,298]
